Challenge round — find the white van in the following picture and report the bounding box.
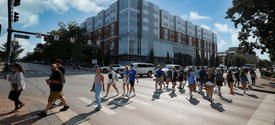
[131,63,155,77]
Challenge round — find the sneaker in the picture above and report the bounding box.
[60,106,69,112]
[37,111,47,117]
[95,107,102,111]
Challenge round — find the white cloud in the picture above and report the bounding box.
[217,40,228,52]
[214,23,233,33]
[17,38,35,58]
[201,25,210,30]
[181,14,188,20]
[214,23,240,46]
[189,11,210,20]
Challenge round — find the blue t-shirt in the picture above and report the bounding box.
[129,70,136,81]
[156,69,164,78]
[188,72,196,84]
[124,70,129,77]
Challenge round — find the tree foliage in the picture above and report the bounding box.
[226,0,275,61]
[230,55,247,67]
[1,40,24,63]
[215,55,220,67]
[209,54,215,67]
[257,59,272,68]
[166,52,171,64]
[195,53,201,66]
[148,48,154,63]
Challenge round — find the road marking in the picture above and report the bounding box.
[247,94,275,125]
[52,107,91,125]
[78,97,116,115]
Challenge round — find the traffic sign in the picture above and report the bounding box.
[14,34,29,39]
[87,40,91,45]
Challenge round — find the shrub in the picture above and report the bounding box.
[272,73,275,78]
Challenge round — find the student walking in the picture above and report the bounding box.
[52,59,66,107]
[155,65,164,93]
[171,68,178,93]
[178,66,185,90]
[122,67,130,96]
[226,70,234,95]
[195,67,201,85]
[234,70,240,87]
[188,68,196,98]
[250,70,257,86]
[240,70,249,94]
[37,64,69,117]
[127,64,139,97]
[199,67,207,93]
[206,69,215,101]
[8,63,25,112]
[166,68,172,89]
[92,68,105,111]
[105,68,119,97]
[215,69,224,96]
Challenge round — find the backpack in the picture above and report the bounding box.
[216,74,224,82]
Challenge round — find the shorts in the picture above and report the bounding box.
[216,81,223,86]
[189,84,196,88]
[200,81,206,86]
[206,81,214,86]
[178,77,183,82]
[48,91,62,102]
[108,79,116,85]
[156,77,163,85]
[123,78,129,84]
[227,78,234,83]
[129,81,135,87]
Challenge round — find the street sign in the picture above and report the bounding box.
[14,34,29,39]
[92,59,97,64]
[54,35,59,41]
[70,37,75,43]
[87,40,91,45]
[36,33,41,38]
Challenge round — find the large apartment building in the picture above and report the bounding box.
[80,0,217,65]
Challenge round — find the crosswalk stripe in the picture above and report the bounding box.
[78,97,116,115]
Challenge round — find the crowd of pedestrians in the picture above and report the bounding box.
[6,60,258,117]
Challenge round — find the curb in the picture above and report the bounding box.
[251,88,275,94]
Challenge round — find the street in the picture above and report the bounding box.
[1,63,275,125]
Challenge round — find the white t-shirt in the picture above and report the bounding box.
[10,72,25,90]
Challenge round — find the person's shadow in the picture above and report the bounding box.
[169,92,177,98]
[234,91,244,96]
[218,95,233,103]
[61,109,98,125]
[186,97,200,105]
[0,110,51,125]
[179,89,185,94]
[246,93,259,99]
[152,91,161,101]
[210,101,225,112]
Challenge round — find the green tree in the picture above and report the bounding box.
[210,54,215,67]
[177,53,183,66]
[215,55,220,67]
[166,52,171,64]
[204,59,208,66]
[226,0,275,61]
[257,59,272,68]
[104,50,111,66]
[195,53,201,66]
[148,48,154,63]
[0,40,24,63]
[230,55,247,67]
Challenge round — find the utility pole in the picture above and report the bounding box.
[7,0,13,65]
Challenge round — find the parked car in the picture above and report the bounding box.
[131,63,155,77]
[100,64,125,73]
[184,66,196,72]
[243,64,256,71]
[229,66,238,71]
[162,64,181,73]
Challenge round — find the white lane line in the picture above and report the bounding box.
[78,97,116,115]
[247,94,275,125]
[52,107,91,125]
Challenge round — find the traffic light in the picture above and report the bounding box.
[44,35,48,41]
[14,12,19,22]
[14,0,21,6]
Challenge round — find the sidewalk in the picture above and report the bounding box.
[251,75,275,94]
[0,79,62,125]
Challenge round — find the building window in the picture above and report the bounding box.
[164,29,168,40]
[111,24,115,36]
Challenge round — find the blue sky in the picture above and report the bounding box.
[0,0,269,60]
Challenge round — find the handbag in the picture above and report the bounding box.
[90,82,95,92]
[8,90,16,101]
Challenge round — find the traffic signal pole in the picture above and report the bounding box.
[7,0,12,64]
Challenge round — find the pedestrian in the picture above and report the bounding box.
[92,68,105,111]
[37,64,69,117]
[166,68,172,89]
[206,69,215,101]
[127,64,139,97]
[195,67,201,85]
[105,68,119,97]
[52,59,66,107]
[234,70,240,87]
[226,70,234,95]
[155,65,164,93]
[250,70,257,86]
[171,68,178,93]
[215,69,224,96]
[122,67,130,96]
[178,66,185,90]
[188,68,196,98]
[183,70,188,89]
[8,63,25,112]
[199,67,207,93]
[240,70,249,94]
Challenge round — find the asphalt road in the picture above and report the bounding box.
[2,63,275,125]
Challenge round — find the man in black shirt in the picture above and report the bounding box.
[37,64,69,117]
[52,59,66,107]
